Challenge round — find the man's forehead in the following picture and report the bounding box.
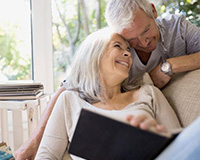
[121,23,143,40]
[120,9,151,38]
[121,21,151,40]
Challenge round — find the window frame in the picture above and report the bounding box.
[32,0,54,93]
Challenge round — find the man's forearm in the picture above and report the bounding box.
[149,51,200,89]
[14,86,66,160]
[168,51,200,74]
[31,86,66,143]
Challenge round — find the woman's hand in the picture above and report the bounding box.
[126,114,167,134]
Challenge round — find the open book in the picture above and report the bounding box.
[68,109,179,160]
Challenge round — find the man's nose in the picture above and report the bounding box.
[138,36,150,48]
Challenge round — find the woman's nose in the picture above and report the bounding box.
[123,50,131,57]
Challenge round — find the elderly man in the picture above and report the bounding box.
[105,0,200,88]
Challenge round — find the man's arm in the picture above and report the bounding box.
[14,86,66,160]
[150,51,200,88]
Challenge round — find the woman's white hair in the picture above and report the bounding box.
[105,0,154,33]
[65,26,142,103]
[65,27,114,103]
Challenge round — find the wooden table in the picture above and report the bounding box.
[0,95,50,151]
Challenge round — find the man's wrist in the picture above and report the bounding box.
[160,61,173,76]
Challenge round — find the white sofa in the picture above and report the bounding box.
[162,69,200,127]
[144,69,200,128]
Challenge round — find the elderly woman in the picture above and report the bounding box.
[34,27,183,159]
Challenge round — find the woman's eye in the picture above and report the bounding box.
[114,44,121,48]
[127,47,131,52]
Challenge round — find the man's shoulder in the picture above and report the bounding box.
[156,14,185,27]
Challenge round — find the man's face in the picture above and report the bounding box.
[121,8,160,54]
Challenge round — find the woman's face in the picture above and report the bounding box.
[100,33,132,80]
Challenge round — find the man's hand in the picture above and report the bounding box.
[149,64,171,89]
[14,136,39,160]
[14,86,66,160]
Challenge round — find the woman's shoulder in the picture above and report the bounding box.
[57,89,80,102]
[140,84,160,91]
[127,87,140,102]
[61,89,78,96]
[137,84,162,98]
[57,90,84,113]
[126,85,157,105]
[125,85,162,105]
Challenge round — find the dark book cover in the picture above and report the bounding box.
[68,109,178,160]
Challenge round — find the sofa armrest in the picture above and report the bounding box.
[162,69,200,127]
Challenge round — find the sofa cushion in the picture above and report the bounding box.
[162,69,200,127]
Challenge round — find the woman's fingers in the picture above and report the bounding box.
[127,114,147,127]
[156,124,167,132]
[126,115,134,121]
[139,118,157,130]
[126,114,167,133]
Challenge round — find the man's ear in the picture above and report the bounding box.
[151,3,157,19]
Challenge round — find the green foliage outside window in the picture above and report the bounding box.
[0,25,31,80]
[157,0,200,26]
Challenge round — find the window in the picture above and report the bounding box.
[0,0,32,81]
[0,0,54,93]
[51,0,109,90]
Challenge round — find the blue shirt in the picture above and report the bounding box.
[129,14,200,81]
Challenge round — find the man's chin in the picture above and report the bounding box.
[144,44,157,53]
[137,47,155,53]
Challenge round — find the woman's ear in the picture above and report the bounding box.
[151,3,157,19]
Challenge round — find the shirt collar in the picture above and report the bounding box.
[155,18,165,44]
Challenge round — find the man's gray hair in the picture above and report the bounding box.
[105,0,154,33]
[66,27,114,103]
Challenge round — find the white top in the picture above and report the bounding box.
[35,85,181,160]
